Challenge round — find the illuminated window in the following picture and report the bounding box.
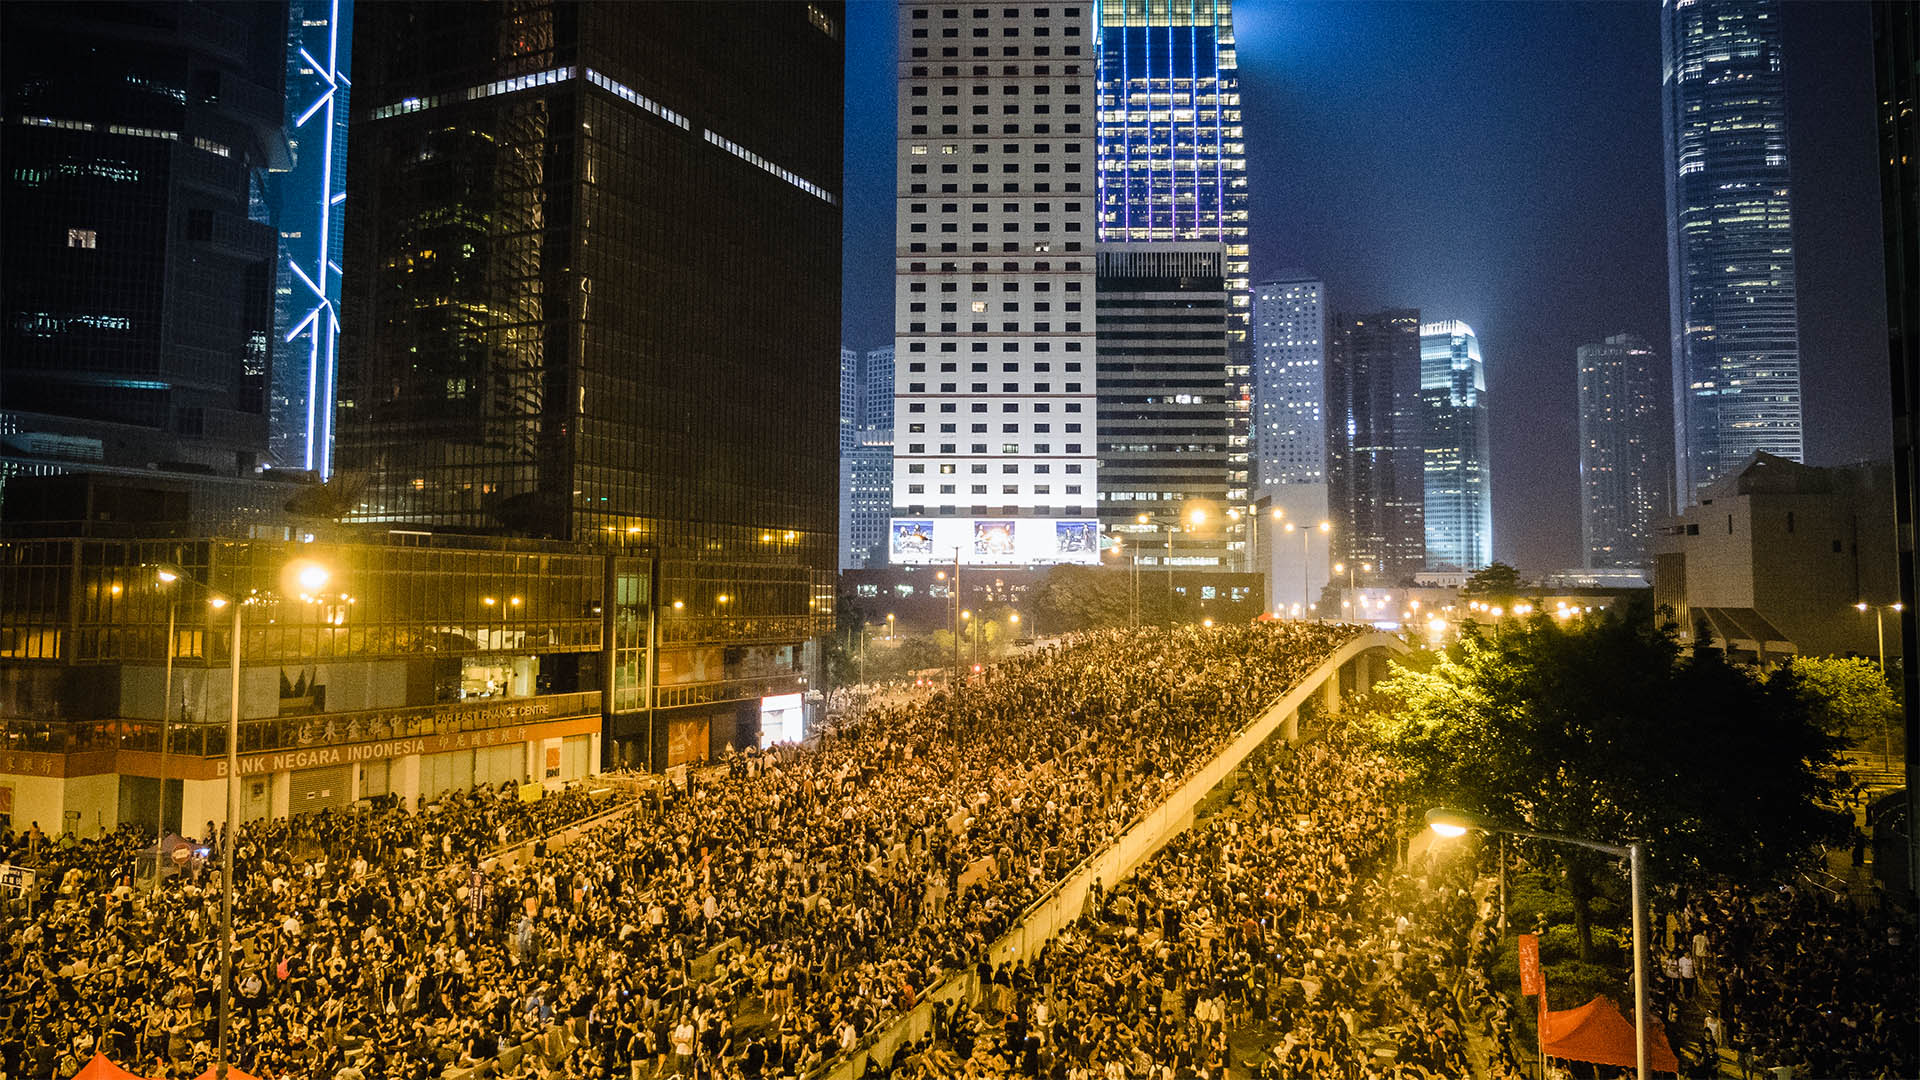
[66,228,97,249]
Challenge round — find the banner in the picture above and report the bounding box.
[1517,932,1542,995]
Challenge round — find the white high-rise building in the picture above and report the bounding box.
[1252,275,1329,612]
[1253,275,1326,493]
[889,1,1101,567]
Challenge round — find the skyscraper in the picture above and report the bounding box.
[342,2,843,766]
[270,0,352,476]
[1096,245,1233,568]
[1097,0,1251,558]
[2,1,288,481]
[862,345,896,442]
[1326,310,1425,584]
[1662,0,1804,503]
[842,346,861,455]
[842,344,894,570]
[890,2,1100,567]
[1578,333,1668,573]
[1419,320,1491,572]
[1253,276,1326,493]
[1253,275,1329,611]
[1095,0,1247,308]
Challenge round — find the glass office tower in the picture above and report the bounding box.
[1326,310,1425,585]
[270,0,352,475]
[2,1,288,480]
[1097,0,1251,559]
[342,2,842,767]
[1662,0,1804,503]
[1578,332,1668,572]
[1418,321,1491,572]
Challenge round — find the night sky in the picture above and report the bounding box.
[840,0,1890,572]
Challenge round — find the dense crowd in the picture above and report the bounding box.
[3,623,1358,1080]
[0,781,615,1080]
[869,720,1495,1080]
[1682,882,1917,1079]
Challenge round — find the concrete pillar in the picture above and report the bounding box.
[393,754,422,809]
[1283,706,1299,742]
[178,778,226,835]
[1323,668,1342,716]
[1355,651,1374,696]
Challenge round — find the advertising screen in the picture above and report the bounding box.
[888,517,1102,566]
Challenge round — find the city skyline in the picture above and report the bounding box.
[843,0,1889,572]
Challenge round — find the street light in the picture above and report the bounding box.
[151,555,334,1080]
[1282,520,1332,620]
[1137,508,1208,626]
[148,565,182,886]
[886,612,896,641]
[1854,601,1903,673]
[1426,808,1649,1080]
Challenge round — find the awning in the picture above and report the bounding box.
[1545,995,1679,1073]
[1694,607,1797,656]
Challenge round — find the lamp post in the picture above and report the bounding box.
[886,612,896,641]
[159,557,331,1080]
[1854,601,1903,672]
[1136,508,1206,627]
[1854,601,1904,769]
[152,566,181,882]
[1283,520,1331,619]
[1426,808,1649,1080]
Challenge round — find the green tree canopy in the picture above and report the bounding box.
[1460,561,1526,600]
[1787,655,1900,745]
[1371,608,1846,957]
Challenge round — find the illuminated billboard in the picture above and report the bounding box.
[889,517,1102,566]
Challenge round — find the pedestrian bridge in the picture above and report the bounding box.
[824,629,1411,1079]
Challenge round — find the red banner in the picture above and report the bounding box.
[1517,933,1543,996]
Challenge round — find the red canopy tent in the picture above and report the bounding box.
[68,1054,149,1080]
[1544,995,1679,1073]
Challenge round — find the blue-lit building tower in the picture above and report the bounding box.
[270,0,351,475]
[1419,320,1491,572]
[1661,0,1803,503]
[1096,0,1252,558]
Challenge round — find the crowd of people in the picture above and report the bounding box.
[0,782,616,1080]
[1679,882,1917,1078]
[868,719,1498,1080]
[4,623,1361,1080]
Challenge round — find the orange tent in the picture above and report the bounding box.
[69,1054,148,1080]
[1544,995,1680,1073]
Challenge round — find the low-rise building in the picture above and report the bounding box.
[1652,453,1900,662]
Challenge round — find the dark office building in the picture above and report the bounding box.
[1326,309,1425,585]
[1,2,288,483]
[341,2,843,767]
[1096,245,1235,569]
[1873,0,1918,894]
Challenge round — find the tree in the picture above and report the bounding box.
[1460,561,1526,601]
[1028,565,1135,633]
[1789,655,1902,765]
[1370,605,1846,959]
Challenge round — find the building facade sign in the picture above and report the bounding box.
[216,714,599,778]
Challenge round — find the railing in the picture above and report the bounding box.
[1,691,601,759]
